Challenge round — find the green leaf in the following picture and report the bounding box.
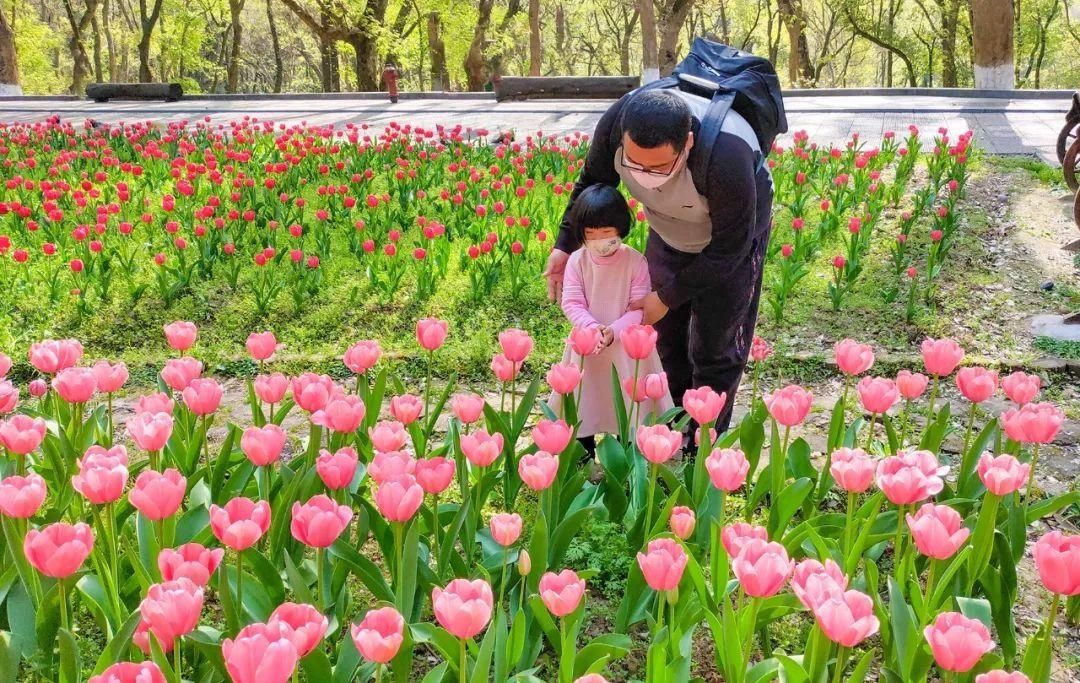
[846,648,876,683]
[887,577,918,680]
[284,551,315,606]
[767,477,813,537]
[0,632,17,683]
[91,609,142,675]
[957,596,992,629]
[468,618,497,683]
[574,633,632,678]
[1026,491,1080,524]
[301,647,334,682]
[57,628,80,683]
[328,539,394,603]
[401,521,420,621]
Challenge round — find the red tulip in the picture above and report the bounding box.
[829,448,875,493]
[1000,402,1064,444]
[976,453,1029,497]
[92,360,129,393]
[311,394,365,433]
[875,450,948,506]
[637,538,687,591]
[531,419,571,454]
[389,394,423,425]
[923,612,994,673]
[72,446,128,504]
[721,522,768,558]
[921,337,965,377]
[765,385,813,426]
[669,506,695,540]
[182,378,223,416]
[635,424,682,464]
[547,363,582,395]
[291,373,338,413]
[498,328,534,363]
[856,376,899,415]
[956,367,998,404]
[732,538,794,597]
[489,512,523,546]
[791,558,847,611]
[813,589,880,647]
[461,429,504,467]
[518,451,558,491]
[135,392,174,416]
[450,393,485,424]
[906,503,970,560]
[705,448,749,492]
[415,457,455,494]
[369,450,416,484]
[569,326,602,356]
[490,353,521,383]
[895,370,929,400]
[127,411,174,452]
[28,339,83,374]
[1033,531,1080,596]
[682,386,726,425]
[1000,371,1040,405]
[370,420,408,452]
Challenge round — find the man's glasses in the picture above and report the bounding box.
[620,148,685,177]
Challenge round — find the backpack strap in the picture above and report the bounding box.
[688,91,766,196]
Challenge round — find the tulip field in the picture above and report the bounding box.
[0,115,1077,683]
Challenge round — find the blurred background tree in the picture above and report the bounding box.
[2,0,1078,95]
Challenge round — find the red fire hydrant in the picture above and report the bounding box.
[383,65,399,104]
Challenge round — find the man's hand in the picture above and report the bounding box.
[542,249,571,302]
[629,292,669,325]
[596,325,614,354]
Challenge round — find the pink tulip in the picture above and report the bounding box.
[254,373,289,405]
[1000,402,1064,444]
[246,331,278,361]
[160,357,203,391]
[975,672,1032,683]
[547,363,582,395]
[163,321,198,351]
[344,340,382,374]
[416,317,449,351]
[450,393,485,424]
[269,602,328,657]
[539,569,586,617]
[291,494,353,547]
[0,414,47,455]
[92,360,129,393]
[127,411,174,452]
[705,448,749,492]
[669,506,696,540]
[374,474,425,522]
[875,450,948,506]
[0,380,16,414]
[921,338,965,376]
[351,606,405,664]
[316,447,359,490]
[532,419,571,454]
[432,578,494,639]
[574,676,609,683]
[89,662,167,683]
[569,326,602,356]
[750,336,772,362]
[622,372,668,403]
[158,543,224,585]
[518,451,559,491]
[461,429,504,467]
[834,339,874,376]
[133,616,171,654]
[24,522,94,577]
[29,339,83,374]
[683,386,727,425]
[182,378,223,416]
[291,373,338,413]
[389,394,423,425]
[895,370,929,400]
[814,589,880,647]
[976,453,1030,497]
[906,503,970,560]
[241,424,287,466]
[135,392,174,416]
[491,353,521,383]
[53,367,96,403]
[369,450,416,484]
[721,522,768,558]
[222,621,299,683]
[637,538,688,591]
[792,558,847,611]
[923,611,994,673]
[27,379,47,399]
[490,512,523,546]
[0,474,47,518]
[620,324,658,360]
[1033,531,1080,596]
[210,498,271,551]
[0,353,8,378]
[312,394,366,433]
[498,328,534,363]
[857,376,898,414]
[765,385,813,426]
[829,447,876,493]
[956,367,998,403]
[370,420,408,452]
[1000,371,1040,405]
[72,447,128,505]
[140,578,204,645]
[415,457,455,495]
[732,538,794,597]
[129,469,186,520]
[636,423,682,464]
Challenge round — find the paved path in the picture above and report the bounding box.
[0,94,1071,163]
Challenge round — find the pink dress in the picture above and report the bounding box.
[549,244,674,438]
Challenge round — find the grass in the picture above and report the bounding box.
[1034,336,1080,360]
[988,155,1065,187]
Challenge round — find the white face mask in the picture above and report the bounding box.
[585,236,622,257]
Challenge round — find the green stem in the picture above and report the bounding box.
[711,492,726,599]
[201,415,211,471]
[236,551,245,623]
[894,504,906,578]
[926,374,940,418]
[424,349,433,421]
[743,597,762,663]
[643,463,657,544]
[375,664,382,683]
[1025,443,1041,500]
[898,398,912,448]
[628,358,641,437]
[498,546,509,611]
[1039,593,1061,677]
[559,618,575,683]
[317,547,327,612]
[924,558,939,612]
[431,494,440,573]
[459,637,468,683]
[173,638,181,681]
[107,393,114,446]
[59,578,69,631]
[831,646,849,683]
[843,491,857,559]
[864,413,877,450]
[393,522,404,610]
[959,402,977,473]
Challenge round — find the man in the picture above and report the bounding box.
[544,88,772,432]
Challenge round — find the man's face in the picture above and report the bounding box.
[621,132,692,176]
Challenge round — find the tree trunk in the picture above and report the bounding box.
[319,36,339,92]
[428,11,448,90]
[62,0,98,94]
[464,0,494,90]
[638,0,659,82]
[227,0,244,92]
[0,3,19,94]
[528,0,540,75]
[939,0,961,86]
[658,0,694,75]
[137,0,164,82]
[102,0,117,80]
[775,0,812,85]
[265,0,283,92]
[91,8,103,81]
[971,0,1013,88]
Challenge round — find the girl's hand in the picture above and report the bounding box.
[595,325,614,354]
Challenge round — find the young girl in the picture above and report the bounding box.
[549,184,673,445]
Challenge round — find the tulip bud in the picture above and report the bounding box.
[665,586,679,606]
[517,549,532,576]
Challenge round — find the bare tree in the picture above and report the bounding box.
[775,0,812,84]
[266,0,283,91]
[638,0,659,81]
[658,0,694,75]
[971,0,1014,87]
[61,0,100,92]
[137,0,164,81]
[528,0,540,75]
[0,3,19,93]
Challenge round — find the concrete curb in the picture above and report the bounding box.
[783,88,1074,99]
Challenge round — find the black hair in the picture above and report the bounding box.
[568,184,632,241]
[621,90,692,151]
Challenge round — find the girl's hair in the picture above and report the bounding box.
[568,184,632,241]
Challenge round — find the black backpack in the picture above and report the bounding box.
[630,38,787,181]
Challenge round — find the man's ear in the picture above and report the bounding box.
[684,131,695,154]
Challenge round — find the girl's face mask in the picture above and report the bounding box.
[585,236,622,257]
